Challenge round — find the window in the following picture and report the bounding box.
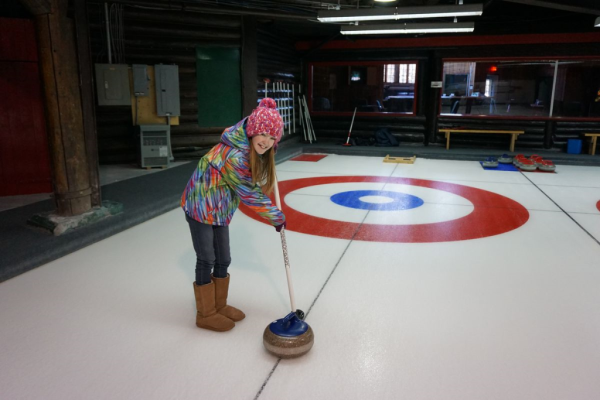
[441,59,600,118]
[383,63,416,84]
[408,64,416,84]
[384,64,396,83]
[310,61,418,114]
[553,61,600,117]
[399,64,407,84]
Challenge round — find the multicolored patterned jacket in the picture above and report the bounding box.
[181,118,285,227]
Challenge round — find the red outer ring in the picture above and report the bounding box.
[240,176,530,243]
[596,200,600,212]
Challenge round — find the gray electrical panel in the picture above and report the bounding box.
[132,64,149,96]
[95,64,131,106]
[155,64,180,116]
[139,125,170,168]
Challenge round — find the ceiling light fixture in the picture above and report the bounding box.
[318,4,483,23]
[340,22,475,35]
[595,16,600,27]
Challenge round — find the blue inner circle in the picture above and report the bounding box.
[330,190,424,211]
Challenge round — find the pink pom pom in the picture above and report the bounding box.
[259,97,277,109]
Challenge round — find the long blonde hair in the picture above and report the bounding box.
[250,145,276,194]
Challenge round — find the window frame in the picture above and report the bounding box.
[308,60,419,117]
[440,56,600,121]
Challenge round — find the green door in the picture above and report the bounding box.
[196,47,242,127]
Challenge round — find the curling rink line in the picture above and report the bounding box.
[517,171,600,246]
[254,176,385,398]
[0,156,598,400]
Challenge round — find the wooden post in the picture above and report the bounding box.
[544,120,555,149]
[417,58,429,146]
[241,16,258,116]
[74,0,101,207]
[424,53,443,146]
[33,0,92,215]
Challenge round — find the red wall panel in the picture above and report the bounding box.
[0,18,38,62]
[0,19,52,196]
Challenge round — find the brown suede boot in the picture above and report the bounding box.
[193,282,235,332]
[212,274,246,322]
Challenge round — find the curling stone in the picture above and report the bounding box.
[519,158,537,171]
[498,154,513,164]
[539,160,556,172]
[482,157,498,168]
[513,154,526,168]
[531,156,544,166]
[263,311,314,359]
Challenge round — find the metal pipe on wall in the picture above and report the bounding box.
[549,60,559,117]
[104,2,111,64]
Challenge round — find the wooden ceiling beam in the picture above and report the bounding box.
[18,0,52,15]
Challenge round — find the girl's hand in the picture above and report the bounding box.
[275,221,286,232]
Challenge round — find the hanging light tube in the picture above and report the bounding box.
[341,22,475,35]
[318,4,483,23]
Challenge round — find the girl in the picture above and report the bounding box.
[181,98,286,332]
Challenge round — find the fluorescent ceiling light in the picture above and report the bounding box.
[595,16,600,27]
[318,4,483,23]
[341,22,475,35]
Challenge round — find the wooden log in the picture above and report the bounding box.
[120,52,197,64]
[171,134,222,147]
[74,0,101,207]
[120,38,239,50]
[121,8,241,28]
[123,25,240,41]
[18,0,52,15]
[35,0,91,216]
[86,0,313,21]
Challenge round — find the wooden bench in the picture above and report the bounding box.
[583,133,600,155]
[439,128,525,152]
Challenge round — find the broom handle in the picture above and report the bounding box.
[345,107,357,144]
[273,177,297,313]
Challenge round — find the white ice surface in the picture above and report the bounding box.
[2,156,600,400]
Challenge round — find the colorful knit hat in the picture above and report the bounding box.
[246,98,284,146]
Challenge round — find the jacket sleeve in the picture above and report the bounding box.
[221,150,285,226]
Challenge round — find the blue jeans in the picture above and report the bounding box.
[185,214,231,285]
